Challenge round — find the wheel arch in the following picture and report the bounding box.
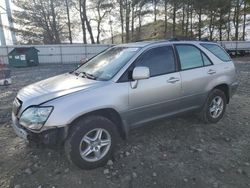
[213,84,230,103]
[69,108,128,140]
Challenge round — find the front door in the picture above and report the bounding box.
[125,45,182,126]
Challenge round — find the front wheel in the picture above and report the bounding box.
[65,116,118,169]
[200,89,227,124]
[4,80,8,86]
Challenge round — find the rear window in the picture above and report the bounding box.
[201,43,231,62]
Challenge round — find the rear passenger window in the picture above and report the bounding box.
[176,45,203,70]
[201,43,231,62]
[135,46,176,77]
[202,53,212,66]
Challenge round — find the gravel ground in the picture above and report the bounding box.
[0,59,250,188]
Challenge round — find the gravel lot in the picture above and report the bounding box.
[0,59,250,188]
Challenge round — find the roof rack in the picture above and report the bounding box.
[167,38,179,41]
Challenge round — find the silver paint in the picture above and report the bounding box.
[12,41,238,135]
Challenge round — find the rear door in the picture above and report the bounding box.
[121,45,182,126]
[175,44,215,110]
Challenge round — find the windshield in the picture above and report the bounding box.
[75,47,139,81]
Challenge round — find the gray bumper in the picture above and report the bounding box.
[12,113,28,140]
[12,113,67,146]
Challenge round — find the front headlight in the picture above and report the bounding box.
[19,106,53,130]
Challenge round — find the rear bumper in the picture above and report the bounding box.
[11,113,68,146]
[229,81,239,98]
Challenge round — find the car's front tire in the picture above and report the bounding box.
[65,115,118,169]
[4,80,8,86]
[201,89,227,124]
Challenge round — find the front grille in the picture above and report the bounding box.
[13,98,22,115]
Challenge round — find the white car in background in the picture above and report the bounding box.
[0,68,11,86]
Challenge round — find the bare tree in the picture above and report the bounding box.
[65,0,73,43]
[92,0,113,43]
[13,0,67,44]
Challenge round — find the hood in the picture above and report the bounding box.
[17,73,102,108]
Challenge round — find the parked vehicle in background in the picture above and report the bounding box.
[11,40,238,169]
[218,41,250,56]
[0,60,11,86]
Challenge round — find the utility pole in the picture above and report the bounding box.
[0,13,6,46]
[5,0,17,44]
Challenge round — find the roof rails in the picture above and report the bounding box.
[134,37,213,43]
[167,38,179,41]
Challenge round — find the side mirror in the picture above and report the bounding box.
[132,66,150,80]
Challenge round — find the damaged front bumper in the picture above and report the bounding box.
[12,113,68,146]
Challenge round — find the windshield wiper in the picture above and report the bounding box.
[80,72,96,80]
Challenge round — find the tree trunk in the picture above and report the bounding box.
[209,10,214,40]
[125,0,130,42]
[234,0,240,41]
[138,7,142,38]
[82,0,95,44]
[50,0,60,43]
[38,0,54,42]
[185,3,189,38]
[131,6,134,41]
[65,0,72,44]
[242,0,247,41]
[153,0,157,23]
[119,0,124,43]
[96,3,101,44]
[164,0,168,37]
[79,0,87,44]
[190,5,193,38]
[226,1,231,41]
[172,1,176,37]
[109,18,114,44]
[219,10,223,41]
[181,5,185,36]
[198,7,202,40]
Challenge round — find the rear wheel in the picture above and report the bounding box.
[65,116,118,169]
[201,89,227,124]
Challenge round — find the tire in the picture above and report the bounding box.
[200,89,227,124]
[4,80,8,86]
[65,115,118,169]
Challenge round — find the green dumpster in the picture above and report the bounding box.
[8,47,39,67]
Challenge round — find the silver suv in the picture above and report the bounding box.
[12,41,238,169]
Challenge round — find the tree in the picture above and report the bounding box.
[13,0,67,44]
[11,0,250,44]
[65,0,73,44]
[118,0,125,42]
[233,0,242,40]
[152,0,160,22]
[92,0,113,43]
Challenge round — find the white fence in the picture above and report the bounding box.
[1,41,250,65]
[0,44,112,64]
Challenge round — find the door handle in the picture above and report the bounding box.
[167,77,180,84]
[208,69,216,75]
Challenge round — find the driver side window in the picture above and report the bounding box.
[135,46,176,77]
[119,46,176,82]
